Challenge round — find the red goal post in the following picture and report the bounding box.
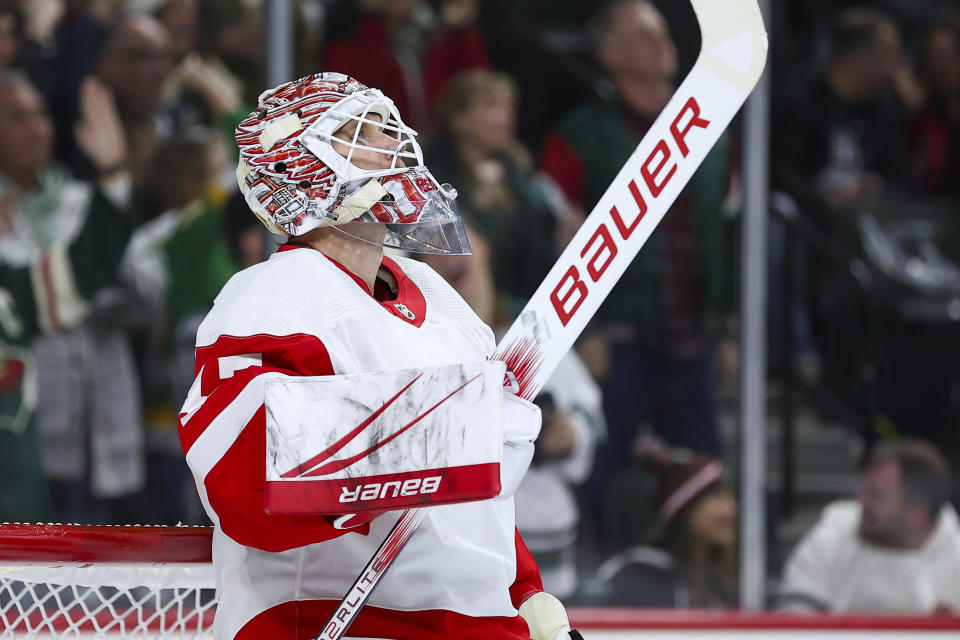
[0,524,216,637]
[0,523,213,566]
[2,524,959,638]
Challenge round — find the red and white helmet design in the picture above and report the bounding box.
[235,72,469,254]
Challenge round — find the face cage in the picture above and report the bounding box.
[300,89,427,206]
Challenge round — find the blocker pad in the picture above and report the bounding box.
[264,361,506,514]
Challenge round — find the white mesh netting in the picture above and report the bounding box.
[0,575,216,638]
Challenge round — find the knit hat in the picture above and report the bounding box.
[636,437,725,526]
[655,456,725,524]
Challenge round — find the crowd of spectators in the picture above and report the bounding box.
[0,0,959,613]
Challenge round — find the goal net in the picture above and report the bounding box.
[0,524,216,638]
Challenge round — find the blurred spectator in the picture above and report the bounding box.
[419,223,601,599]
[122,129,240,524]
[417,220,497,326]
[155,0,248,144]
[129,128,238,397]
[197,0,264,106]
[0,148,136,523]
[766,192,821,386]
[539,0,735,523]
[48,2,113,164]
[154,0,196,62]
[645,448,737,608]
[586,445,736,608]
[199,0,321,105]
[427,70,560,321]
[0,71,144,524]
[0,4,19,70]
[768,8,918,402]
[320,0,491,132]
[779,439,960,613]
[93,14,173,184]
[517,356,601,599]
[773,7,910,215]
[906,14,960,198]
[0,1,62,100]
[222,189,268,271]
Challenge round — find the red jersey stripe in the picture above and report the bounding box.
[236,598,530,640]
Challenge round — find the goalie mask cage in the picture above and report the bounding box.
[0,524,216,638]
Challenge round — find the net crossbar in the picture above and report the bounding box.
[0,524,216,638]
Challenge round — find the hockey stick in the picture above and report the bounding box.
[316,1,767,638]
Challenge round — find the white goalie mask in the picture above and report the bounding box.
[235,72,470,255]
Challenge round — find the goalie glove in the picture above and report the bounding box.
[519,591,584,640]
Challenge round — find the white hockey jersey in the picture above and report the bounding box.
[178,245,541,640]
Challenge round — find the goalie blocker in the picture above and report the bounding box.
[264,361,540,515]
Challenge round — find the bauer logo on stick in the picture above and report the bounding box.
[548,96,710,328]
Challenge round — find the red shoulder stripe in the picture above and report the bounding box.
[179,333,335,453]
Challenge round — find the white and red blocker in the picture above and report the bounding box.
[264,362,506,515]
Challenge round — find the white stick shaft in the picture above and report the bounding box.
[495,0,768,400]
[315,509,427,640]
[317,2,767,637]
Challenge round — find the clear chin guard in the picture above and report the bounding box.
[366,186,471,255]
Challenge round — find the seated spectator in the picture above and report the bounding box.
[0,70,143,524]
[773,7,909,215]
[779,439,960,613]
[587,443,736,608]
[906,14,960,197]
[419,224,601,599]
[321,0,490,132]
[516,355,601,600]
[646,446,736,608]
[427,70,559,322]
[539,0,735,533]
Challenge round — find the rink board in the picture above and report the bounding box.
[580,632,960,639]
[7,629,960,638]
[569,610,960,639]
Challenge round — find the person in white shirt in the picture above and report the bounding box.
[779,438,960,613]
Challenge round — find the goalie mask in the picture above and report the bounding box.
[235,72,470,255]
